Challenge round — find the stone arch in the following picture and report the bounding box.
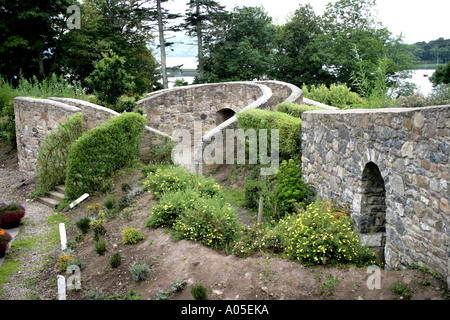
[359,161,386,264]
[215,108,236,126]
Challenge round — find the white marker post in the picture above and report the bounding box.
[57,275,66,300]
[59,223,67,251]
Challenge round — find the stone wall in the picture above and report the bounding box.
[14,97,80,175]
[301,105,449,287]
[14,97,169,176]
[137,82,267,137]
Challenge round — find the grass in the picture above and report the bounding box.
[0,213,72,298]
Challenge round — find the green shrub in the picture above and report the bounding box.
[235,108,302,161]
[104,197,116,210]
[144,165,223,199]
[129,263,150,282]
[275,102,324,118]
[244,179,260,211]
[76,216,91,234]
[109,252,122,269]
[302,84,367,109]
[232,224,282,257]
[172,196,240,250]
[275,199,376,266]
[86,50,134,106]
[274,159,312,219]
[65,112,147,200]
[190,284,207,300]
[90,210,107,241]
[146,188,200,228]
[94,237,106,255]
[122,226,144,245]
[148,136,176,165]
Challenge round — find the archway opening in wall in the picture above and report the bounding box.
[360,161,386,264]
[216,108,235,126]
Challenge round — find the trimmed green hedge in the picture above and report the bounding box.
[35,113,86,196]
[235,108,302,161]
[65,112,147,200]
[275,102,324,118]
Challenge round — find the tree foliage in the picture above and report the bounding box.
[201,6,276,82]
[86,49,134,106]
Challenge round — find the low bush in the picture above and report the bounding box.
[90,210,107,241]
[0,203,26,229]
[148,136,176,165]
[190,284,207,300]
[172,196,240,251]
[275,102,324,118]
[275,199,376,266]
[129,263,151,282]
[35,113,85,196]
[75,216,91,234]
[65,112,147,200]
[95,237,106,255]
[302,84,367,109]
[146,188,200,228]
[57,254,77,272]
[235,108,302,161]
[122,226,144,245]
[145,165,223,199]
[109,252,122,269]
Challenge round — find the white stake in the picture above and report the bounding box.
[59,223,67,251]
[57,275,66,300]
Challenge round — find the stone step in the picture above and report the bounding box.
[55,185,65,194]
[48,191,65,201]
[37,197,59,208]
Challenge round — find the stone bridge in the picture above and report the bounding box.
[301,105,449,288]
[136,80,304,137]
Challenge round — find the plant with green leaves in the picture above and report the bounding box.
[122,227,144,245]
[235,108,302,162]
[129,262,151,282]
[65,112,147,200]
[275,102,324,118]
[86,49,135,107]
[275,159,312,219]
[34,113,85,196]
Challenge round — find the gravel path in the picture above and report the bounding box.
[0,168,59,300]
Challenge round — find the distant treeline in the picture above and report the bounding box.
[408,37,450,66]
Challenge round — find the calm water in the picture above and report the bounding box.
[409,69,436,96]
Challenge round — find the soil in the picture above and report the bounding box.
[0,152,448,302]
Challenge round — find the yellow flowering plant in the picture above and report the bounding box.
[277,199,376,266]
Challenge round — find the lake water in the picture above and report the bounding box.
[163,56,438,95]
[409,69,436,96]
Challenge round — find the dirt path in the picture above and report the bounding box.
[0,167,60,300]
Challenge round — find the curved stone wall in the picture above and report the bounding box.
[137,81,270,136]
[14,97,169,176]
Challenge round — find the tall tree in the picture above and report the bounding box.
[0,0,77,81]
[182,0,225,78]
[201,6,276,82]
[270,4,332,87]
[55,0,159,94]
[320,0,416,92]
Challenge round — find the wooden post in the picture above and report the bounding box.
[257,195,263,224]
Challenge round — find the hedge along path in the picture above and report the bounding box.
[65,112,147,200]
[235,108,303,162]
[35,113,86,196]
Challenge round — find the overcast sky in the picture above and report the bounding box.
[166,0,450,44]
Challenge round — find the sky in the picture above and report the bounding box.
[166,0,450,44]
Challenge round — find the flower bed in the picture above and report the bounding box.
[0,228,12,258]
[0,203,26,229]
